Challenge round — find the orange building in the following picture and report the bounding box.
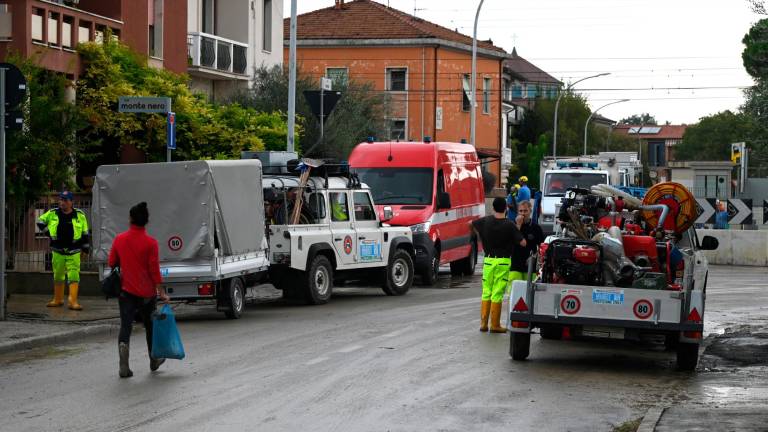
[283,0,509,187]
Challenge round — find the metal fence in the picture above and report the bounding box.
[6,196,98,273]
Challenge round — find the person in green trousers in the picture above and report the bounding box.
[471,197,526,333]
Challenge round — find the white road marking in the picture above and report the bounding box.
[305,356,329,365]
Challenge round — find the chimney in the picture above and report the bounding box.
[335,0,345,9]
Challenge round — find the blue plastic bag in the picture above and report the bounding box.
[151,304,185,360]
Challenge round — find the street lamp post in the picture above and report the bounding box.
[470,0,485,147]
[583,99,629,156]
[553,72,610,160]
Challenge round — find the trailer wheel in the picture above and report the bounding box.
[382,249,414,296]
[420,250,440,286]
[450,241,477,277]
[510,333,531,361]
[676,342,700,371]
[224,277,245,319]
[301,255,333,305]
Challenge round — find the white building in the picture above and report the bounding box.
[187,0,284,101]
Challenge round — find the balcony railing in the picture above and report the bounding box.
[188,32,248,75]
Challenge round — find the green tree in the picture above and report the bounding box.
[676,111,752,161]
[619,113,657,125]
[515,91,595,158]
[237,65,389,160]
[4,54,86,204]
[742,19,768,173]
[75,38,294,174]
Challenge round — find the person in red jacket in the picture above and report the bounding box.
[108,202,169,378]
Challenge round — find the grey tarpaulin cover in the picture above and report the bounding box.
[92,160,264,262]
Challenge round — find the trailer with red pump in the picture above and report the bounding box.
[348,140,485,285]
[507,182,719,370]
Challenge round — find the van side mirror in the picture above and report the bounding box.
[437,192,451,210]
[700,235,719,251]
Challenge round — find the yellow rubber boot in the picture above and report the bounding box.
[68,282,83,311]
[47,282,65,307]
[480,300,491,332]
[490,302,507,333]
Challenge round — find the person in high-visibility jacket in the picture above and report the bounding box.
[36,191,90,310]
[471,198,526,333]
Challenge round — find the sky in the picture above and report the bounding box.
[285,0,763,125]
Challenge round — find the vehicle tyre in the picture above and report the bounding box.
[301,255,333,305]
[224,277,245,319]
[540,325,562,340]
[510,333,531,361]
[382,249,414,296]
[450,241,477,277]
[676,342,700,371]
[420,250,440,286]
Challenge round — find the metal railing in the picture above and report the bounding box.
[7,198,98,273]
[188,32,248,75]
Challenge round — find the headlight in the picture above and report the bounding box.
[543,215,554,222]
[410,222,432,234]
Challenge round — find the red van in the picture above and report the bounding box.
[349,141,485,285]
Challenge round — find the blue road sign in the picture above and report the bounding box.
[167,111,176,150]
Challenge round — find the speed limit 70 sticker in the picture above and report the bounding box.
[633,299,654,320]
[168,235,183,252]
[560,295,581,315]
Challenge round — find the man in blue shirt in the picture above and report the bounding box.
[517,176,531,206]
[506,184,519,221]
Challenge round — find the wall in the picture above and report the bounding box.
[698,228,768,266]
[162,0,187,74]
[249,0,282,70]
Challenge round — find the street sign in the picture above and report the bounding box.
[0,63,27,109]
[727,198,753,225]
[321,77,332,91]
[167,111,176,150]
[303,90,342,121]
[694,198,716,225]
[118,96,172,113]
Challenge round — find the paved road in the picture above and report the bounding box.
[1,265,766,432]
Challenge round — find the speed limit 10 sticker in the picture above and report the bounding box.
[560,295,581,315]
[168,236,183,252]
[633,299,654,319]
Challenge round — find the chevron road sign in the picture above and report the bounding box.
[764,201,768,225]
[695,198,717,224]
[727,199,753,225]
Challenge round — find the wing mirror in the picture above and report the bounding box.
[382,206,393,222]
[700,235,719,251]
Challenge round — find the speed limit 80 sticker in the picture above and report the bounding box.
[633,299,654,320]
[167,235,183,252]
[560,295,581,315]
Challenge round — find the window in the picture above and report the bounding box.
[353,192,376,221]
[31,8,44,42]
[527,84,537,99]
[326,67,348,86]
[202,0,215,33]
[386,68,407,91]
[483,77,491,114]
[62,16,74,48]
[48,12,59,46]
[355,168,434,205]
[262,0,272,52]
[389,119,406,140]
[329,192,350,222]
[77,21,90,43]
[0,4,11,41]
[512,82,522,99]
[149,0,163,58]
[307,192,326,221]
[462,74,472,111]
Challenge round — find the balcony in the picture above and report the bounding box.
[188,32,248,79]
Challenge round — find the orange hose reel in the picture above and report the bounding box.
[641,182,697,233]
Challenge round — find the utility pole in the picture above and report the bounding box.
[553,72,610,159]
[0,67,6,320]
[286,0,298,153]
[470,0,484,147]
[583,99,628,156]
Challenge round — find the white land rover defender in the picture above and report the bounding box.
[263,167,416,304]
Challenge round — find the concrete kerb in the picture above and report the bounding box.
[637,406,666,432]
[0,322,118,355]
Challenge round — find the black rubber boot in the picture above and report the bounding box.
[150,357,165,372]
[119,342,133,378]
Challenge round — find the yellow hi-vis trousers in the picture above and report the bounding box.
[482,257,510,303]
[52,251,81,283]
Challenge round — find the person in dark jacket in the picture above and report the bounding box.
[108,202,169,378]
[510,200,545,285]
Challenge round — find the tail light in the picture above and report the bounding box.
[683,331,703,339]
[198,283,214,296]
[512,297,529,313]
[572,246,598,264]
[511,321,529,328]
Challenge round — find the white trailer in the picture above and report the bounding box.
[92,160,269,319]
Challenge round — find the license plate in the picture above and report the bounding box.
[592,289,624,305]
[582,326,626,339]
